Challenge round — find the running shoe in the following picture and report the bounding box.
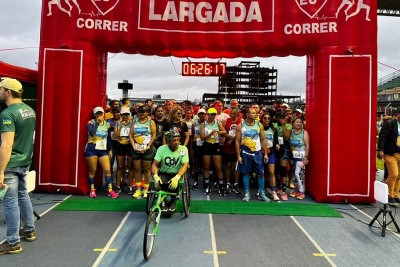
[192,181,199,191]
[133,189,142,199]
[128,186,134,195]
[142,189,148,198]
[108,190,119,199]
[259,191,271,202]
[0,240,22,255]
[19,229,36,242]
[232,184,242,194]
[242,192,251,202]
[212,181,218,188]
[289,190,298,198]
[161,201,168,212]
[256,191,260,200]
[275,188,283,195]
[115,186,121,194]
[388,198,399,207]
[225,184,231,194]
[168,202,176,213]
[89,189,97,198]
[271,191,280,201]
[219,185,226,197]
[280,192,288,201]
[204,186,211,195]
[296,192,305,200]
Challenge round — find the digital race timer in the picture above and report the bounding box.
[182,62,226,76]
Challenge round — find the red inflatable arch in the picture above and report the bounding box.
[37,0,376,203]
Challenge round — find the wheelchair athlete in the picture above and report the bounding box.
[151,130,189,212]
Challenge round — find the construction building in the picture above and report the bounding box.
[202,61,301,106]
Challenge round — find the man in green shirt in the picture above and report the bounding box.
[0,78,36,255]
[151,130,189,212]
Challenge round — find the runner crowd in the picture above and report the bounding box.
[85,98,310,202]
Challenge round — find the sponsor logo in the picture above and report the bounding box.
[46,0,128,32]
[2,119,11,125]
[91,0,120,16]
[285,0,371,35]
[139,0,274,33]
[295,0,327,19]
[19,109,36,120]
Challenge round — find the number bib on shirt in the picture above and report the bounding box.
[120,127,130,137]
[293,149,305,159]
[134,143,146,150]
[278,136,284,145]
[95,139,107,150]
[196,138,204,146]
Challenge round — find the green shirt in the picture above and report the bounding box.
[0,103,36,167]
[154,144,189,174]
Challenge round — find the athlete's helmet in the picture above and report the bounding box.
[165,130,180,141]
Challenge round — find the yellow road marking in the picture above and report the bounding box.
[93,248,117,252]
[313,253,336,257]
[204,250,227,255]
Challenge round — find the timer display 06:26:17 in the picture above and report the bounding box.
[181,62,226,76]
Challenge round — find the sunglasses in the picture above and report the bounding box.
[176,112,182,115]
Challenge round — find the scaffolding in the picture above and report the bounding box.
[202,61,301,106]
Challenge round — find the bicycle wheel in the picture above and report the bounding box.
[143,211,159,260]
[182,176,191,217]
[146,182,156,215]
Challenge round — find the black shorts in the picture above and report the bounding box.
[115,143,132,157]
[202,142,222,156]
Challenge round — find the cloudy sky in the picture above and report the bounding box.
[1,1,399,102]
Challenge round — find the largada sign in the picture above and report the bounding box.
[37,0,376,203]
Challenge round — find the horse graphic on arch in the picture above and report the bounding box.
[47,0,81,17]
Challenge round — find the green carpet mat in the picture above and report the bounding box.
[54,197,342,218]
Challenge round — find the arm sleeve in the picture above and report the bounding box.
[87,121,98,137]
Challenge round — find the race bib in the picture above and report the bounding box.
[278,136,284,145]
[179,149,186,156]
[95,139,107,150]
[229,129,236,137]
[267,139,273,148]
[134,143,146,150]
[196,138,204,146]
[120,127,130,137]
[293,150,305,159]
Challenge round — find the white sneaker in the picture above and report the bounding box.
[242,192,250,202]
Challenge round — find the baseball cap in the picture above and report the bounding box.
[295,109,303,114]
[138,106,148,113]
[282,103,290,109]
[208,107,217,114]
[121,107,130,115]
[93,106,104,115]
[198,108,206,114]
[0,77,23,94]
